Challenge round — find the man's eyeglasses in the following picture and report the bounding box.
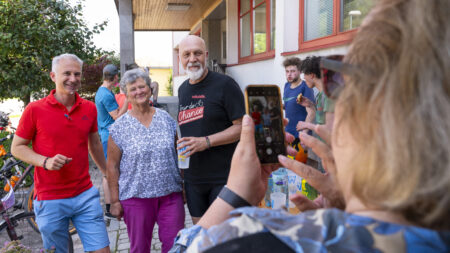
[320,55,358,100]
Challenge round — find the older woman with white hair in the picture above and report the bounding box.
[107,68,184,253]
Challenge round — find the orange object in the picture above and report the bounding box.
[295,144,308,163]
[3,175,19,192]
[0,145,6,157]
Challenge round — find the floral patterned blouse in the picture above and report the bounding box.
[170,207,450,253]
[109,108,183,200]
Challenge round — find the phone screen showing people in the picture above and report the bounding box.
[246,85,286,164]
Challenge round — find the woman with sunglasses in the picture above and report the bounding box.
[170,0,450,252]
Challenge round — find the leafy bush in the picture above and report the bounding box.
[0,131,12,168]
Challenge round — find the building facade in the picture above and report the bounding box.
[115,0,373,96]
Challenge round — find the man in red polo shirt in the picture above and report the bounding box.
[11,54,110,253]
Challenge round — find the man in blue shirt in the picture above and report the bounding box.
[95,64,129,217]
[282,57,315,150]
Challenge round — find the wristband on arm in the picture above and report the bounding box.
[218,186,252,208]
[43,157,50,170]
[205,136,211,149]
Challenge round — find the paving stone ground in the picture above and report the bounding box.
[71,159,193,253]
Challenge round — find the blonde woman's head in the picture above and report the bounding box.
[334,0,450,229]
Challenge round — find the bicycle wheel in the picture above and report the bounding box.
[10,163,32,209]
[0,211,74,252]
[0,211,42,249]
[25,185,77,235]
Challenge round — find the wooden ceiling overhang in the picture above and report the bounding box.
[117,0,223,31]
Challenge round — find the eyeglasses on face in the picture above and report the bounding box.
[320,55,358,100]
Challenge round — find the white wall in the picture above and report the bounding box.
[172,31,190,46]
[283,0,299,52]
[171,0,350,99]
[173,75,188,97]
[227,45,348,94]
[224,0,349,99]
[226,0,239,65]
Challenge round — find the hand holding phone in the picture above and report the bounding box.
[245,85,286,164]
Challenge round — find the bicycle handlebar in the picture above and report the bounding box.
[0,133,13,144]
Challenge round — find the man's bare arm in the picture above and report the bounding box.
[177,117,243,157]
[209,117,243,147]
[11,135,46,168]
[88,132,107,175]
[11,135,72,170]
[109,98,129,120]
[106,136,124,220]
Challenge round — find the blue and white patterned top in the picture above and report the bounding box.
[109,108,183,200]
[170,207,450,253]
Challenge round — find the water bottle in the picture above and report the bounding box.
[264,174,273,207]
[271,167,289,209]
[287,169,302,209]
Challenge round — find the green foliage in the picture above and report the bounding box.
[0,240,54,253]
[341,0,374,31]
[165,72,173,96]
[0,241,31,253]
[0,0,112,105]
[0,131,12,168]
[80,55,119,101]
[254,33,266,54]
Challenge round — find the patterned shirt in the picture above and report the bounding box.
[170,208,450,252]
[109,108,183,200]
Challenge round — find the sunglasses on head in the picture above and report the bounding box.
[320,55,357,100]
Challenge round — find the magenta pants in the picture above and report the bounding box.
[121,192,185,253]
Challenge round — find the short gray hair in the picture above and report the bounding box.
[120,68,152,95]
[52,53,83,73]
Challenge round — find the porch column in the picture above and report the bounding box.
[119,0,135,76]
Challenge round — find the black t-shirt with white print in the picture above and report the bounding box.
[178,70,245,184]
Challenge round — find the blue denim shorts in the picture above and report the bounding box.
[34,186,109,252]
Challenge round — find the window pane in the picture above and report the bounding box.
[240,0,250,14]
[340,0,373,31]
[254,0,265,6]
[304,0,333,41]
[240,14,251,57]
[270,0,276,50]
[253,3,267,54]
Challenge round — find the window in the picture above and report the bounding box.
[299,0,373,51]
[239,0,276,62]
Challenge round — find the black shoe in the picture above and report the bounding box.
[104,212,115,219]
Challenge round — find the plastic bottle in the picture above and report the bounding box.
[295,144,319,200]
[264,174,273,207]
[287,169,302,210]
[295,144,308,163]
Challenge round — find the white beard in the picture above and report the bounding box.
[185,63,205,81]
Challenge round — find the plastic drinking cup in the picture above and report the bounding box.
[270,192,286,209]
[178,142,190,169]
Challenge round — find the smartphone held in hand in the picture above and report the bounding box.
[245,85,286,164]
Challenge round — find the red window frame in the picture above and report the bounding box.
[238,0,275,64]
[298,0,356,52]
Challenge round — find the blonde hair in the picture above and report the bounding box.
[337,0,450,229]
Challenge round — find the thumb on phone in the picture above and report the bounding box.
[239,115,256,150]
